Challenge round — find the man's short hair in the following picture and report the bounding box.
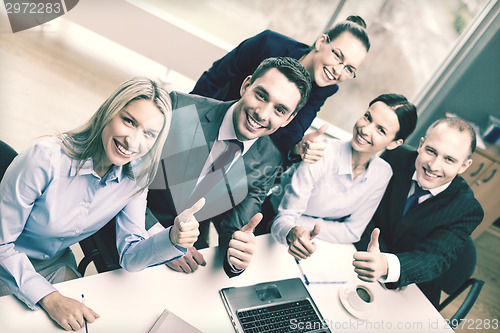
[249,57,312,115]
[426,117,477,158]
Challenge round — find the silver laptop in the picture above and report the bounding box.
[220,278,331,333]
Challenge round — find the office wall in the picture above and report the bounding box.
[64,0,229,81]
[407,7,500,147]
[446,27,499,130]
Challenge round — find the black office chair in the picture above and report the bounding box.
[77,198,167,275]
[437,237,484,329]
[0,140,18,181]
[77,218,121,276]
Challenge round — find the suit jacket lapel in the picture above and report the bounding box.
[159,99,232,212]
[226,138,262,203]
[198,100,257,203]
[182,101,234,184]
[196,135,264,222]
[394,177,461,241]
[389,160,415,230]
[198,102,228,149]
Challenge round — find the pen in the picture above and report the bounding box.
[81,294,88,333]
[295,258,310,285]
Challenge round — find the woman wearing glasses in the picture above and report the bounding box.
[191,16,370,163]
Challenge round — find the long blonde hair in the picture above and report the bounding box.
[59,78,171,193]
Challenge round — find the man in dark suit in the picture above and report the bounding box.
[147,57,311,277]
[190,29,339,161]
[353,117,483,306]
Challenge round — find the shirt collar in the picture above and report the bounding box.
[69,157,123,183]
[338,141,353,176]
[218,104,257,155]
[339,141,377,181]
[411,172,451,196]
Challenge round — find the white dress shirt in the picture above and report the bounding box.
[271,140,393,245]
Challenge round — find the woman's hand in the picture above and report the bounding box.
[286,224,321,260]
[292,124,329,164]
[39,291,100,331]
[170,198,205,248]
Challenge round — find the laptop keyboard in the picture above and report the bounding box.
[237,299,328,333]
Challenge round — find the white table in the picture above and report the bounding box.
[0,235,453,332]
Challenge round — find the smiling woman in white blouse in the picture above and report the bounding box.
[270,93,417,261]
[0,78,203,331]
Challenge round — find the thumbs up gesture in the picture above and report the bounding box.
[292,124,329,164]
[286,223,321,260]
[227,213,262,271]
[170,198,205,248]
[352,228,388,282]
[367,227,380,253]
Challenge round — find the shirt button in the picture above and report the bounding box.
[75,230,81,235]
[44,255,49,259]
[84,203,90,208]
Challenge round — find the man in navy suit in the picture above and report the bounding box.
[353,117,483,306]
[147,57,311,277]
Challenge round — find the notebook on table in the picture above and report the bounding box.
[220,278,331,333]
[148,309,202,333]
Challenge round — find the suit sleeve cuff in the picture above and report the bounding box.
[379,253,400,283]
[286,145,302,163]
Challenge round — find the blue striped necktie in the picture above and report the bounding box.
[403,182,429,215]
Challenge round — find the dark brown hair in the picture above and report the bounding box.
[369,93,417,141]
[250,57,312,115]
[325,15,370,52]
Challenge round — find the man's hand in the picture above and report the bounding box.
[352,228,388,282]
[39,291,100,331]
[170,198,205,248]
[292,124,329,164]
[286,223,321,260]
[166,247,207,273]
[227,213,262,271]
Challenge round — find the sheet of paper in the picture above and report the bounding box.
[294,239,354,284]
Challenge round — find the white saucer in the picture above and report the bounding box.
[338,285,375,320]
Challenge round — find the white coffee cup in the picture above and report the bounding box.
[344,284,374,311]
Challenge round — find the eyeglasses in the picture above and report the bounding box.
[325,35,357,79]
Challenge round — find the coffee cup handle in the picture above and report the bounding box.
[344,286,353,295]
